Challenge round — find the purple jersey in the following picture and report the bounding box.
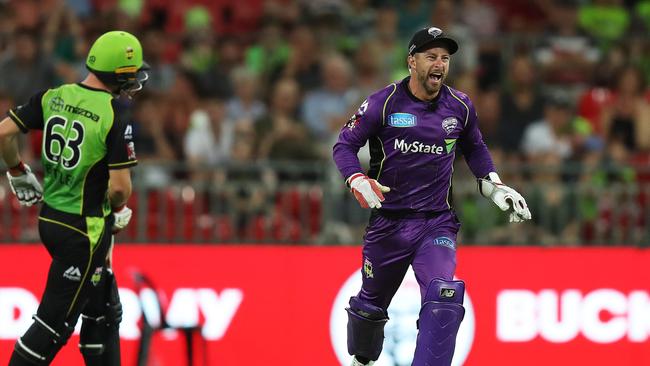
[333,77,495,212]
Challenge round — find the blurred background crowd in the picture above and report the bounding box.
[1,0,650,246]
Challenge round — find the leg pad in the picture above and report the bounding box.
[346,296,388,361]
[11,315,74,365]
[412,279,465,366]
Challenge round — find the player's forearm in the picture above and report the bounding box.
[333,141,364,181]
[460,135,495,179]
[108,169,132,209]
[109,186,131,209]
[0,134,22,169]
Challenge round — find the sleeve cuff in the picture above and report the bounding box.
[7,110,29,133]
[108,160,138,169]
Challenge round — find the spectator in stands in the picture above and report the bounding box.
[132,93,176,187]
[497,54,545,156]
[226,119,276,239]
[256,78,319,163]
[141,30,178,93]
[301,53,360,155]
[395,0,432,40]
[577,62,617,137]
[352,38,389,97]
[578,0,630,50]
[428,0,478,77]
[534,0,600,93]
[373,7,408,81]
[185,98,235,182]
[476,86,502,149]
[244,21,290,87]
[42,1,86,84]
[341,0,377,46]
[601,65,650,152]
[226,66,267,123]
[279,24,322,93]
[521,94,575,161]
[527,153,580,246]
[0,28,57,104]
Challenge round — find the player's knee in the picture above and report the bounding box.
[412,279,466,366]
[13,315,74,365]
[105,269,122,328]
[346,296,388,361]
[79,314,106,356]
[422,278,465,304]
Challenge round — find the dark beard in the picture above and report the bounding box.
[418,69,439,96]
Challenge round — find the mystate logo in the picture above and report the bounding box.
[394,138,458,155]
[330,268,475,366]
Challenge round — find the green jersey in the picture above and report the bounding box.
[8,83,137,217]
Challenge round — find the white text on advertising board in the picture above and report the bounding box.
[0,287,243,340]
[498,289,650,343]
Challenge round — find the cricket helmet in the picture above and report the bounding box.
[86,30,149,96]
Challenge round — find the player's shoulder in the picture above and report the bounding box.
[444,84,476,117]
[368,82,399,101]
[444,84,473,105]
[364,81,400,111]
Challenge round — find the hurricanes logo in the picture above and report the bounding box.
[363,258,374,279]
[50,97,64,112]
[126,46,134,60]
[428,27,443,37]
[442,117,458,134]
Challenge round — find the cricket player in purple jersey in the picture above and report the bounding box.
[332,27,532,366]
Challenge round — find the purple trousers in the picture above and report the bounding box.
[356,210,461,310]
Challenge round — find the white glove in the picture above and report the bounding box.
[479,172,531,223]
[112,205,133,233]
[6,162,43,206]
[347,173,390,209]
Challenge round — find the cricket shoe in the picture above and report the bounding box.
[351,357,374,366]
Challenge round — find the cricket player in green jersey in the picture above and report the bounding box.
[0,30,149,366]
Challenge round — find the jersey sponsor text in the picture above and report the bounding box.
[394,138,445,154]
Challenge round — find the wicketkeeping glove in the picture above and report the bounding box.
[478,172,531,223]
[112,205,133,233]
[347,173,390,209]
[6,162,43,206]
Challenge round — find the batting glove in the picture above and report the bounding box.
[347,173,390,209]
[112,205,133,233]
[6,162,43,206]
[478,172,531,223]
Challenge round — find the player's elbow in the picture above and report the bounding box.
[108,169,133,206]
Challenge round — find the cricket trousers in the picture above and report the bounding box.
[9,204,114,365]
[356,209,461,310]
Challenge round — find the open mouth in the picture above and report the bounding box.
[429,72,443,83]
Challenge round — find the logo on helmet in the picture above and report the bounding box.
[126,46,134,60]
[88,55,96,65]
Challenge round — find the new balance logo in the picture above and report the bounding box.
[63,266,82,281]
[440,288,456,298]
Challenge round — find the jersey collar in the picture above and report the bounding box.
[401,76,445,106]
[76,82,113,95]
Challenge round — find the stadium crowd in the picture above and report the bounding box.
[1,0,650,245]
